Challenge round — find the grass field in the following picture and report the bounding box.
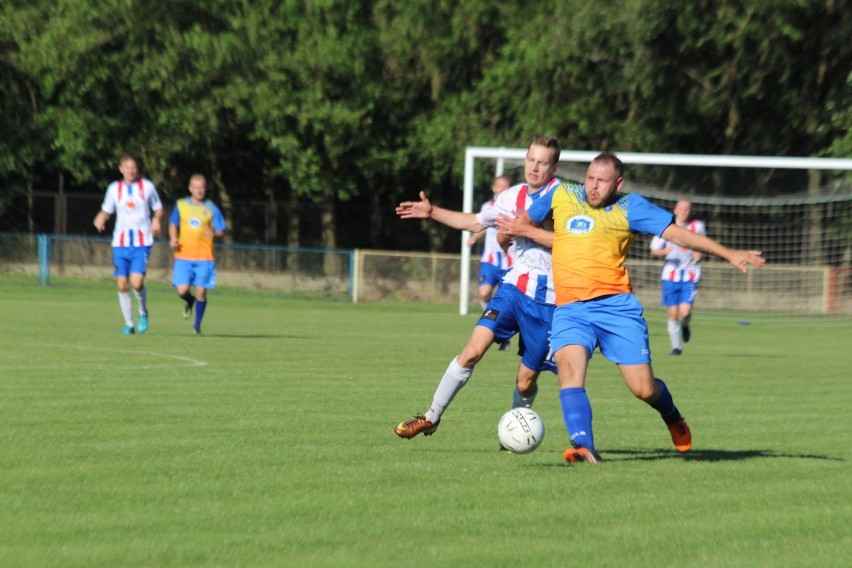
[1,277,850,567]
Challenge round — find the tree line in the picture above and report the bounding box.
[1,0,849,251]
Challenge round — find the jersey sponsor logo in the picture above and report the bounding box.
[189,217,202,229]
[481,308,500,321]
[566,215,594,235]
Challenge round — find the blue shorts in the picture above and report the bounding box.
[173,259,217,289]
[112,246,151,278]
[550,293,651,365]
[661,281,698,307]
[478,263,504,289]
[476,284,556,374]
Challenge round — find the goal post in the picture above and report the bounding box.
[460,147,852,317]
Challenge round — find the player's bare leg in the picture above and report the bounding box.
[177,284,195,320]
[620,363,691,452]
[395,325,496,439]
[512,365,540,409]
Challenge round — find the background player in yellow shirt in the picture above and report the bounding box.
[169,174,226,335]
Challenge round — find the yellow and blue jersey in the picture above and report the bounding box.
[170,198,226,261]
[527,183,673,305]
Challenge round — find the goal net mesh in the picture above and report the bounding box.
[466,152,852,319]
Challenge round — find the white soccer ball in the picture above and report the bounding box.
[497,408,545,454]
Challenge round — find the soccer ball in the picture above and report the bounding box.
[497,408,545,454]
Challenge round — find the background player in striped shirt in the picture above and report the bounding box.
[168,174,226,335]
[649,199,706,355]
[467,175,516,350]
[93,153,163,335]
[393,135,561,441]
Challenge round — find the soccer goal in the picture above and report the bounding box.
[460,148,852,319]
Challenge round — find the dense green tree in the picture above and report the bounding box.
[236,0,383,254]
[371,1,518,250]
[0,10,50,230]
[1,0,271,237]
[462,0,850,199]
[0,0,848,248]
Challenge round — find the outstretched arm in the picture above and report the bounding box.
[661,223,765,273]
[395,191,484,232]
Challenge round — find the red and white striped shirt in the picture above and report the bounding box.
[478,198,516,270]
[650,219,707,282]
[476,178,561,304]
[100,178,163,247]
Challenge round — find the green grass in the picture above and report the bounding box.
[1,278,850,567]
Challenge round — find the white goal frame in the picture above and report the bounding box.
[459,148,852,315]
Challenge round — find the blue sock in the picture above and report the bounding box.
[559,387,595,452]
[512,384,538,408]
[649,378,682,424]
[194,300,207,329]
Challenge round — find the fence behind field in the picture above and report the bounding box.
[0,233,849,315]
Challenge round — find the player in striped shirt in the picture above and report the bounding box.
[467,176,517,350]
[468,176,516,311]
[524,153,764,464]
[93,153,163,335]
[649,200,706,355]
[393,136,561,442]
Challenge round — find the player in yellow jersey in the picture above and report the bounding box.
[518,153,765,464]
[168,174,226,335]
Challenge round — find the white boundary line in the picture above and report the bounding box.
[66,345,209,369]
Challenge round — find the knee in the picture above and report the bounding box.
[631,380,659,402]
[516,374,537,395]
[457,345,485,368]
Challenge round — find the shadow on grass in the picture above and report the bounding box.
[602,448,843,462]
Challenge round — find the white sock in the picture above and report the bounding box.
[132,286,148,316]
[667,319,682,350]
[425,358,473,423]
[118,291,134,326]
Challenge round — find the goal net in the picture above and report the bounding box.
[461,148,852,320]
